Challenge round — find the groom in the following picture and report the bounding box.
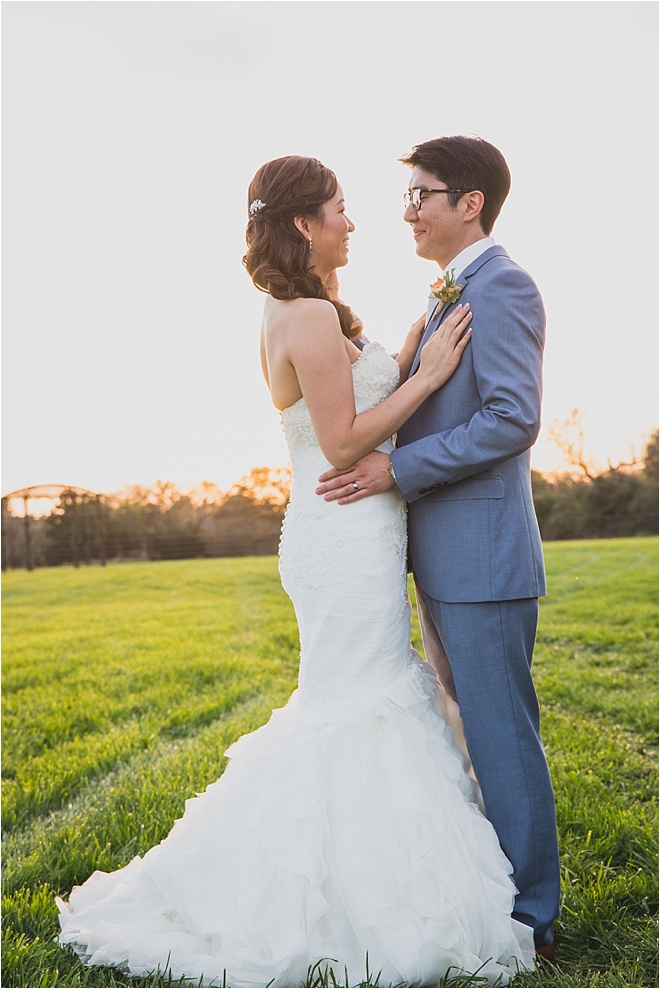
[316,136,560,956]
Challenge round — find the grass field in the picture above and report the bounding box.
[2,538,658,988]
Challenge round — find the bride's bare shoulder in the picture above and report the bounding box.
[264,297,341,345]
[266,296,338,322]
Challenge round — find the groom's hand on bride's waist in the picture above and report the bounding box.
[316,451,395,505]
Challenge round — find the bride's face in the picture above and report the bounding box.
[306,187,355,280]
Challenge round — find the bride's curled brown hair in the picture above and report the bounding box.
[243,156,359,339]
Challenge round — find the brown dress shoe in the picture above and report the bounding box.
[536,942,556,962]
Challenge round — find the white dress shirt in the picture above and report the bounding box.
[442,236,495,280]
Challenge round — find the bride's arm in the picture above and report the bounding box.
[286,299,471,470]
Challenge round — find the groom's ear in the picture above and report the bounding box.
[463,191,485,225]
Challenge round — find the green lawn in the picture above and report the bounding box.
[2,538,658,988]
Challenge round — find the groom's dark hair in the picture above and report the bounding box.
[400,136,511,235]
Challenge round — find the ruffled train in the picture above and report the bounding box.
[58,653,535,987]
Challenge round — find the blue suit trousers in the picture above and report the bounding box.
[418,592,560,948]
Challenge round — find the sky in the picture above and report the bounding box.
[2,0,658,501]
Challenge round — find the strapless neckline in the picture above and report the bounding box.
[280,342,387,415]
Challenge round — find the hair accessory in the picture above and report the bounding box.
[249,199,266,216]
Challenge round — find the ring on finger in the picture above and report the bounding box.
[352,481,359,492]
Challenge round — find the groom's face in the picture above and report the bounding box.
[404,167,464,269]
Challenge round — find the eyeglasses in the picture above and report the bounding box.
[404,188,469,211]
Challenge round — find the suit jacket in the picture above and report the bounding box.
[391,245,546,603]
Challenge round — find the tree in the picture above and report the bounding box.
[547,408,596,479]
[44,490,106,566]
[630,429,659,526]
[198,468,290,558]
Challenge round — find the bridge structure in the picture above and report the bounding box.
[1,485,106,571]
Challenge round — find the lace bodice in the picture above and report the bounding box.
[280,342,400,457]
[277,338,409,677]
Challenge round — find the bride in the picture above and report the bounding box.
[57,156,536,987]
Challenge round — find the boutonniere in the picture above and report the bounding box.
[430,268,463,316]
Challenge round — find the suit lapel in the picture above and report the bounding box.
[408,246,510,377]
[410,301,446,376]
[410,298,461,376]
[409,296,445,375]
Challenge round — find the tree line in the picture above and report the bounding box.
[1,469,290,570]
[2,434,657,570]
[532,428,657,539]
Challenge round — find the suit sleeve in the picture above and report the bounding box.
[391,263,545,503]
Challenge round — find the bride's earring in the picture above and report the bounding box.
[308,236,313,255]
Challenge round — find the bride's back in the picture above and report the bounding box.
[260,296,358,412]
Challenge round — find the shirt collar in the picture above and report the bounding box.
[442,237,495,280]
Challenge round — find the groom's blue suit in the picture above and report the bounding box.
[391,245,560,948]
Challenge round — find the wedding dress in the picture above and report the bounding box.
[57,342,536,987]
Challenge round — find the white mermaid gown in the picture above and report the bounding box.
[57,343,536,987]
